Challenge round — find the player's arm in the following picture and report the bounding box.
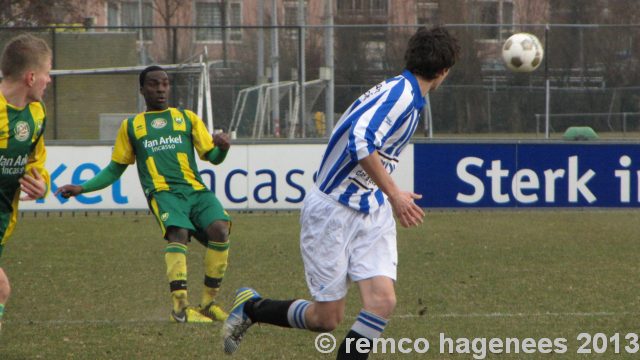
[55,161,128,198]
[350,90,424,227]
[207,132,230,164]
[56,119,134,198]
[20,135,50,201]
[187,110,230,165]
[359,153,424,228]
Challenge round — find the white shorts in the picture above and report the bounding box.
[300,188,397,302]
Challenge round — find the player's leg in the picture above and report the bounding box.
[149,192,210,323]
[246,296,346,331]
[190,191,230,320]
[223,289,348,354]
[336,202,398,359]
[0,267,9,331]
[198,219,229,320]
[242,186,354,331]
[223,188,355,354]
[164,226,190,316]
[336,276,396,359]
[0,209,17,331]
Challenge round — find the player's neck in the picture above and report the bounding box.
[146,105,170,112]
[0,81,30,108]
[415,76,432,97]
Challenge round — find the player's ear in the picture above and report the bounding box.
[24,70,36,87]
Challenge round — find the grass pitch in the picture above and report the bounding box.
[0,210,639,359]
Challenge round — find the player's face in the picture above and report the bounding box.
[26,56,52,103]
[141,70,170,111]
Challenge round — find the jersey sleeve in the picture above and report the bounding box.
[25,133,50,197]
[186,110,214,160]
[349,81,412,161]
[111,119,136,165]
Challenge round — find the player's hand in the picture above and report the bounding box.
[388,191,425,228]
[213,131,231,151]
[19,168,47,201]
[54,184,83,199]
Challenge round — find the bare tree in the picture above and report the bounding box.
[151,0,186,63]
[0,0,81,26]
[439,0,488,133]
[548,0,640,129]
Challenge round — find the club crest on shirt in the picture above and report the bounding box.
[175,117,184,124]
[161,212,169,222]
[151,118,167,129]
[14,121,30,142]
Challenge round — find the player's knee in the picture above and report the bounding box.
[206,221,229,243]
[165,227,189,244]
[363,292,396,319]
[312,314,342,332]
[0,271,10,302]
[308,308,344,332]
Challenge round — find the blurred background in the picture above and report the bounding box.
[1,0,639,140]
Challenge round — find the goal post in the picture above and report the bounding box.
[230,79,328,139]
[48,61,214,136]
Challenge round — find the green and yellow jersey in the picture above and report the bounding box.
[0,92,50,214]
[0,92,50,247]
[112,107,215,197]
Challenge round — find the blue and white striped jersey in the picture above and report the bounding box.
[315,70,425,214]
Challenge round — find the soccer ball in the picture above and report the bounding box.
[501,33,544,72]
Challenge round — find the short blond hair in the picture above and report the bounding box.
[1,33,52,80]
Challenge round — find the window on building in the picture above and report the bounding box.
[284,0,308,40]
[473,0,514,41]
[228,2,242,41]
[370,0,387,16]
[337,0,388,17]
[195,2,220,41]
[364,40,386,70]
[416,0,439,26]
[107,1,154,41]
[195,1,242,42]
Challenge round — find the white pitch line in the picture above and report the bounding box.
[5,312,635,325]
[5,318,168,325]
[394,311,636,319]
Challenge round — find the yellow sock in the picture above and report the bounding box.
[201,240,229,306]
[165,242,188,312]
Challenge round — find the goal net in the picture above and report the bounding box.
[230,79,327,139]
[48,62,212,140]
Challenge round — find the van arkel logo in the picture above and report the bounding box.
[14,121,30,142]
[151,118,167,129]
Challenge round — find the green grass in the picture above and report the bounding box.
[1,210,639,359]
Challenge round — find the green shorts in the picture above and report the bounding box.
[148,189,230,241]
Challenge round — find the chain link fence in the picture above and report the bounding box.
[1,24,639,140]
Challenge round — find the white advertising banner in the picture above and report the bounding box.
[20,144,414,210]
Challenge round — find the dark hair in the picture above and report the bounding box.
[404,26,460,80]
[139,65,165,87]
[1,33,52,80]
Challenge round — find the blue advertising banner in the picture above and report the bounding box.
[413,142,640,208]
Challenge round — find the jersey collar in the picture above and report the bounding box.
[402,69,426,110]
